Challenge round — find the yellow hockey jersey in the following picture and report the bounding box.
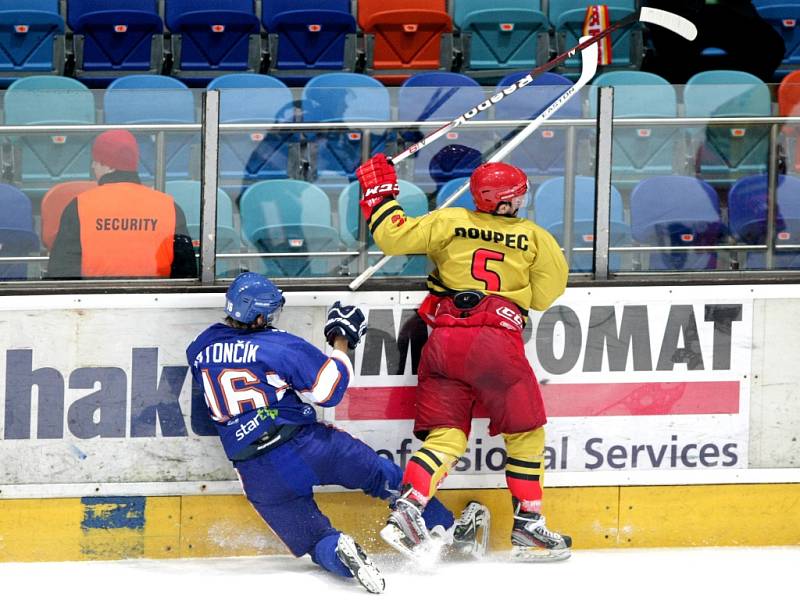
[368,198,568,312]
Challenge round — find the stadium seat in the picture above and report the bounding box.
[548,0,640,75]
[777,69,800,172]
[435,176,472,209]
[4,76,96,194]
[40,180,97,250]
[357,0,454,84]
[452,0,550,77]
[301,73,391,184]
[239,179,344,277]
[67,0,164,85]
[0,183,40,280]
[753,1,800,77]
[532,176,628,271]
[589,71,680,182]
[165,180,235,239]
[684,70,772,185]
[397,72,486,191]
[0,0,65,83]
[164,0,262,83]
[338,179,430,275]
[495,71,584,177]
[104,75,198,182]
[728,174,800,268]
[207,74,295,186]
[262,0,358,84]
[165,180,239,275]
[630,176,727,271]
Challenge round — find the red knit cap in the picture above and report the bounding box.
[92,129,139,171]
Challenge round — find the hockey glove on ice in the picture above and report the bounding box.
[325,302,367,349]
[356,153,398,220]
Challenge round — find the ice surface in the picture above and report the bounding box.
[1,547,797,600]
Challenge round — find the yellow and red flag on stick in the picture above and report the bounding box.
[583,5,612,65]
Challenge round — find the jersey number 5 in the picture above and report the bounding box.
[471,249,505,291]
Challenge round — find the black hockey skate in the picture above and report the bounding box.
[510,505,572,562]
[451,501,491,559]
[335,534,386,594]
[380,493,435,561]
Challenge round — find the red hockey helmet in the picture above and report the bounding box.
[469,162,528,213]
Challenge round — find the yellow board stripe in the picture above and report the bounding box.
[1,484,799,562]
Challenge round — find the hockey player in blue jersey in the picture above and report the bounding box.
[187,273,488,593]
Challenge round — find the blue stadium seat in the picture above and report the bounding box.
[165,180,239,275]
[104,75,197,181]
[684,70,772,185]
[207,74,295,186]
[4,76,95,194]
[67,0,164,85]
[262,0,357,84]
[0,183,39,279]
[495,71,583,177]
[533,176,628,271]
[452,0,550,75]
[753,1,800,77]
[589,71,680,182]
[301,73,391,184]
[0,0,65,83]
[165,0,262,83]
[398,72,486,192]
[338,179,430,275]
[165,180,235,238]
[435,176,472,209]
[548,0,640,74]
[728,174,800,268]
[630,176,726,271]
[239,179,344,277]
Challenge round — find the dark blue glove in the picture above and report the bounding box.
[324,302,367,349]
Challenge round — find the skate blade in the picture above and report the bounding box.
[510,545,571,563]
[475,507,490,559]
[380,523,444,565]
[453,502,491,560]
[337,535,386,594]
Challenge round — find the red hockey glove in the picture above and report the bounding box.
[356,153,398,220]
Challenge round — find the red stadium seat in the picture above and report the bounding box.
[40,181,97,250]
[778,70,800,171]
[357,0,453,84]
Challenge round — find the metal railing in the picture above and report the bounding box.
[2,86,800,290]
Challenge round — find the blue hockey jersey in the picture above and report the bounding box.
[186,323,353,461]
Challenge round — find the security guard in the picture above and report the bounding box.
[47,129,197,279]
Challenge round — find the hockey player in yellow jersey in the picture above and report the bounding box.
[356,153,571,562]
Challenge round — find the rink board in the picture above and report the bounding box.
[1,484,799,561]
[1,285,799,560]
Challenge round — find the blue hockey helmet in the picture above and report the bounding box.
[225,272,285,324]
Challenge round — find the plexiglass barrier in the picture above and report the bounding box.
[0,84,797,286]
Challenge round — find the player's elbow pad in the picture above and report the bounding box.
[315,352,352,408]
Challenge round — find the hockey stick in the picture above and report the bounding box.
[347,7,696,290]
[387,7,696,166]
[348,38,599,291]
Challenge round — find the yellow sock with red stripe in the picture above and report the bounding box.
[402,427,467,503]
[503,428,545,513]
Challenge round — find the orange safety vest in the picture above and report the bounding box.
[77,183,176,277]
